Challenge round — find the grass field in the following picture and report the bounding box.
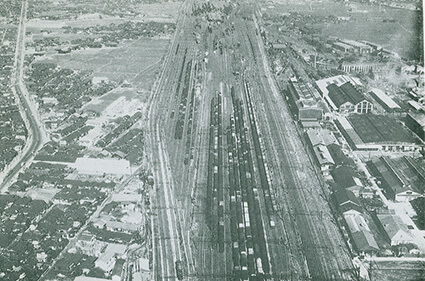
[52,37,169,89]
[266,0,422,60]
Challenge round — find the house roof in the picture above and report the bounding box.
[331,165,360,189]
[299,108,323,120]
[313,145,335,166]
[333,188,362,213]
[306,129,336,147]
[351,230,379,252]
[377,213,413,240]
[327,144,355,167]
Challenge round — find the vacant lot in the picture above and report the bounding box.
[51,37,168,88]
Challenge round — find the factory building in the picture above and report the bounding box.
[286,79,324,127]
[340,62,386,74]
[369,88,401,112]
[405,113,425,141]
[335,114,423,151]
[367,156,424,202]
[340,39,373,54]
[326,82,373,114]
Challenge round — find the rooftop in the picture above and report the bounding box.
[341,39,370,48]
[306,129,336,147]
[369,88,400,109]
[327,82,367,108]
[331,166,360,190]
[377,212,413,240]
[351,230,379,252]
[348,114,418,144]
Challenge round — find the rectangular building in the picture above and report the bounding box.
[405,113,425,141]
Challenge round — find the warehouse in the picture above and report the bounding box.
[326,82,373,114]
[316,75,363,97]
[366,156,424,202]
[335,114,423,151]
[74,157,131,176]
[369,88,401,112]
[405,113,425,141]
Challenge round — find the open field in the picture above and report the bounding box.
[264,0,422,60]
[45,38,168,88]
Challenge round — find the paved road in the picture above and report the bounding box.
[0,0,48,192]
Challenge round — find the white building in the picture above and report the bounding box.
[74,157,131,176]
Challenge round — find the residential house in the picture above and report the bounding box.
[331,166,363,196]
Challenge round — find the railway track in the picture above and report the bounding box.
[147,0,357,280]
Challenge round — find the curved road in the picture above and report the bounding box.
[0,1,48,192]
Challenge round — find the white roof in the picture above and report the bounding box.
[370,88,400,109]
[306,129,336,146]
[341,39,370,48]
[408,100,424,111]
[344,213,370,233]
[315,75,363,97]
[74,277,111,281]
[74,157,131,175]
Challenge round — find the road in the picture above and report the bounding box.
[0,0,48,192]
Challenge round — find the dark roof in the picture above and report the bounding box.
[112,258,125,277]
[327,82,367,108]
[327,144,356,167]
[348,114,418,144]
[368,157,423,195]
[299,108,323,120]
[351,230,379,252]
[327,84,349,107]
[340,82,366,104]
[333,188,362,213]
[331,165,358,189]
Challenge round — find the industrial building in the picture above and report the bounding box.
[405,113,425,141]
[335,114,423,151]
[332,188,362,214]
[367,156,424,202]
[326,82,373,114]
[74,157,131,176]
[316,75,363,97]
[369,88,401,112]
[339,39,373,54]
[287,79,324,127]
[340,62,386,75]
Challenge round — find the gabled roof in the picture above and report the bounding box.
[333,188,362,213]
[377,213,413,241]
[351,230,379,252]
[327,84,351,108]
[327,144,356,167]
[327,82,368,108]
[331,165,360,189]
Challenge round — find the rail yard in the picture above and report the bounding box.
[147,0,356,280]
